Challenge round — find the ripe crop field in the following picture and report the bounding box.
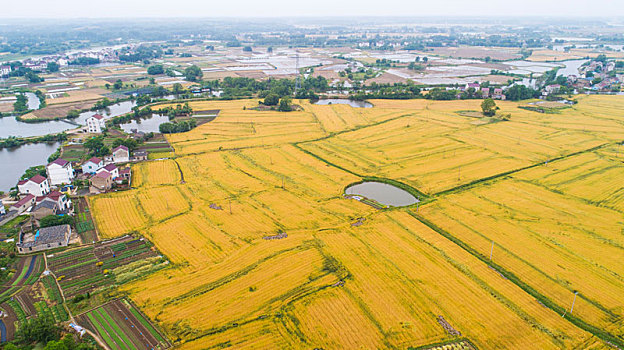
[88,96,624,349]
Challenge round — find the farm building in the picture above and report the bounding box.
[85,114,106,134]
[47,158,75,185]
[119,167,131,182]
[112,145,130,163]
[32,199,59,220]
[17,224,71,253]
[90,171,113,194]
[10,194,36,214]
[17,175,50,197]
[36,191,71,212]
[82,157,104,174]
[132,151,148,161]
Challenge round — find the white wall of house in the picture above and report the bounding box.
[47,163,75,185]
[18,179,50,197]
[85,117,105,133]
[81,160,103,174]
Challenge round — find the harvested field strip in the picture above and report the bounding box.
[91,307,137,350]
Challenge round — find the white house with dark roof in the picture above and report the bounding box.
[97,164,119,179]
[81,157,104,174]
[112,145,130,163]
[17,175,50,197]
[46,158,75,185]
[85,114,106,133]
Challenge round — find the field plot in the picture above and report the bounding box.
[419,179,624,332]
[77,299,169,350]
[87,96,624,349]
[48,236,162,298]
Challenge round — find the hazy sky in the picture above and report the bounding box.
[1,0,623,18]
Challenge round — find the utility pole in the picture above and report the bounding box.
[229,199,232,215]
[570,291,578,313]
[489,241,494,260]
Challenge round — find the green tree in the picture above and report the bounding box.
[263,93,279,106]
[278,97,293,112]
[39,215,73,228]
[47,62,60,72]
[481,98,497,117]
[84,136,110,157]
[112,137,139,151]
[113,79,123,90]
[15,315,61,345]
[67,110,80,119]
[184,65,203,82]
[147,64,164,75]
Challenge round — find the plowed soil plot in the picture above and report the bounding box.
[47,236,158,298]
[77,299,169,350]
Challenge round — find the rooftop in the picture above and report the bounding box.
[113,145,129,153]
[49,158,69,167]
[19,224,70,249]
[30,174,48,184]
[12,194,35,208]
[86,157,102,164]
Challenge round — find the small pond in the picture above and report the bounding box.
[345,181,419,207]
[314,99,373,108]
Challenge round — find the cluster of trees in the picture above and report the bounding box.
[154,103,193,119]
[481,98,498,117]
[68,57,100,65]
[504,85,540,101]
[352,82,421,100]
[112,137,139,151]
[184,65,203,82]
[425,88,459,100]
[159,119,197,133]
[3,315,97,350]
[0,133,67,150]
[83,136,110,157]
[40,215,74,228]
[13,94,29,113]
[147,64,165,75]
[119,45,163,63]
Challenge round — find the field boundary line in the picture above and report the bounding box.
[432,142,612,197]
[408,211,624,348]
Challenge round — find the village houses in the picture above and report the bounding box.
[96,164,119,180]
[81,157,104,174]
[46,158,75,185]
[85,114,106,134]
[17,175,50,197]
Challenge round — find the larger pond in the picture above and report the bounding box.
[119,114,171,133]
[557,59,589,77]
[345,181,419,207]
[314,99,373,108]
[0,142,60,191]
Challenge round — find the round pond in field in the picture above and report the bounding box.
[345,181,419,207]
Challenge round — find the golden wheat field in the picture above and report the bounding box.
[89,96,624,349]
